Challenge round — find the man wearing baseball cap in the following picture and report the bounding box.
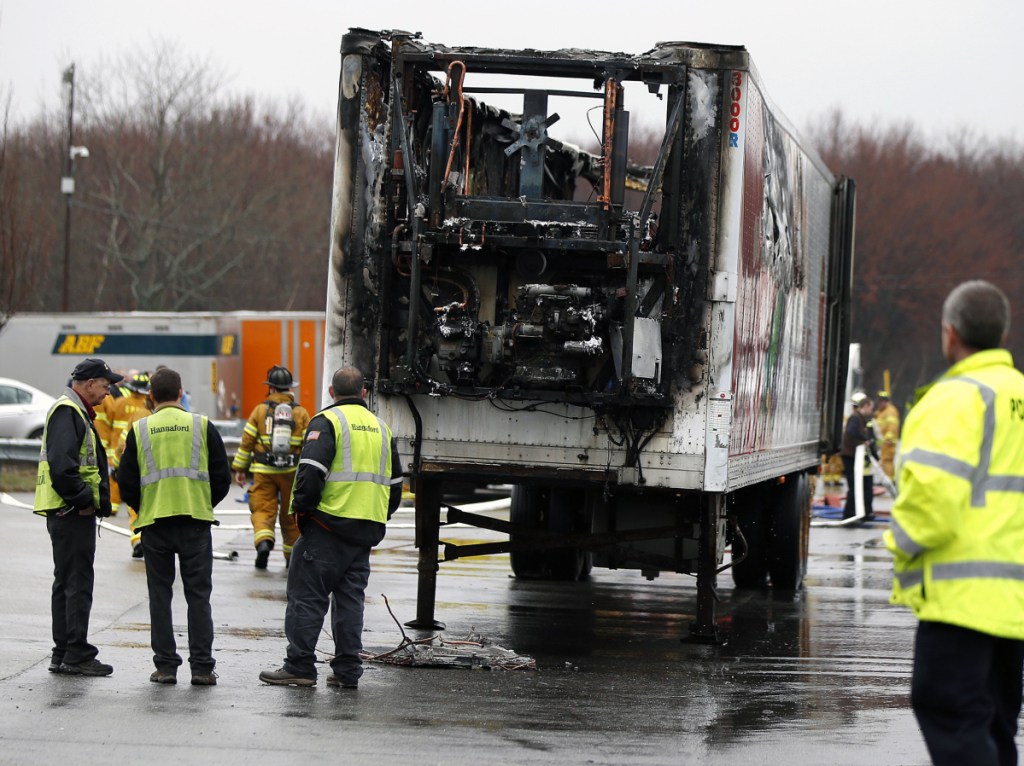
[34,358,123,676]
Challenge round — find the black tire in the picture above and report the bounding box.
[510,486,546,579]
[731,488,769,589]
[509,486,589,581]
[547,488,590,581]
[28,427,44,440]
[766,472,811,590]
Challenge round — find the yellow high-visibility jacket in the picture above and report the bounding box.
[885,349,1024,639]
[315,404,394,523]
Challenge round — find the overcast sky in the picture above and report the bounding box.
[1,0,1021,147]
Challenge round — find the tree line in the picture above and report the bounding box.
[2,44,1022,407]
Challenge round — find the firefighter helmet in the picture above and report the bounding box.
[125,371,151,394]
[264,365,294,390]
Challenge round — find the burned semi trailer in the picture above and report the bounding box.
[325,29,855,640]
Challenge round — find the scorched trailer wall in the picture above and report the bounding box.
[324,30,854,640]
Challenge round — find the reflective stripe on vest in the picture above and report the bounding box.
[901,375,1024,507]
[895,561,1024,590]
[137,413,209,487]
[315,406,395,523]
[33,391,101,513]
[324,409,393,487]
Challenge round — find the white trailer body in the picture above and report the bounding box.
[325,31,854,638]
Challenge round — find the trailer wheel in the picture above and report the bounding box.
[509,486,590,581]
[766,472,811,590]
[731,488,768,589]
[510,487,546,579]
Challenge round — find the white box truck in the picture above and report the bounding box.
[324,30,855,640]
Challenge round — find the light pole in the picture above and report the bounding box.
[59,64,88,312]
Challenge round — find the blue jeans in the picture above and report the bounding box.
[282,523,371,682]
[141,519,215,673]
[46,512,98,665]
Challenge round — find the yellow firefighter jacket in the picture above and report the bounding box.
[231,392,310,475]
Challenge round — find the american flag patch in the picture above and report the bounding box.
[306,431,320,441]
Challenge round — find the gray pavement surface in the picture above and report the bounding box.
[0,485,958,765]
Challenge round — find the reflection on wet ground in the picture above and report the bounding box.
[2,490,937,764]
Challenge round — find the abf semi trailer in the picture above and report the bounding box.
[0,312,326,420]
[324,30,854,640]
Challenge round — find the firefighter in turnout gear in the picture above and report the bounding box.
[885,280,1024,765]
[109,372,153,557]
[93,374,127,513]
[874,390,901,480]
[232,366,310,568]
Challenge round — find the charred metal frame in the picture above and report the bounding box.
[338,31,840,643]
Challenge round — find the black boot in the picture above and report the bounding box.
[255,540,272,569]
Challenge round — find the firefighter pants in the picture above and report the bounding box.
[127,506,141,548]
[912,620,1024,766]
[249,471,299,558]
[880,440,897,479]
[109,475,121,510]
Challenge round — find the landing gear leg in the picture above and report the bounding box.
[688,494,723,644]
[405,476,446,630]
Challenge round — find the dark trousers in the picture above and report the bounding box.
[140,519,215,673]
[912,620,1024,766]
[46,512,99,665]
[283,523,371,683]
[841,455,874,519]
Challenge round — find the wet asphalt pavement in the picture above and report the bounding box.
[0,485,948,765]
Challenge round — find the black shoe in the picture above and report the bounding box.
[48,656,65,673]
[258,667,315,686]
[326,674,358,689]
[59,658,113,676]
[254,540,272,569]
[132,543,144,559]
[191,671,218,686]
[150,669,177,684]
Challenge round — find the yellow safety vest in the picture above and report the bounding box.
[312,405,395,523]
[34,392,101,514]
[884,349,1024,639]
[133,406,214,528]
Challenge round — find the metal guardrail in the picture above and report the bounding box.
[0,421,244,465]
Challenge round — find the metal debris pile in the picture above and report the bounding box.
[361,596,536,671]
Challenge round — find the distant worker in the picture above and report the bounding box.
[260,366,402,688]
[92,370,129,515]
[34,358,121,677]
[839,391,876,522]
[874,390,901,479]
[885,280,1024,765]
[117,367,231,686]
[231,365,310,568]
[109,372,153,558]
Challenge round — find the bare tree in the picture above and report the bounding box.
[0,90,45,333]
[72,40,331,310]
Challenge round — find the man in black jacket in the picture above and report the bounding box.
[260,366,402,688]
[839,391,877,521]
[34,358,122,676]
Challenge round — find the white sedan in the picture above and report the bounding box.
[0,377,56,439]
